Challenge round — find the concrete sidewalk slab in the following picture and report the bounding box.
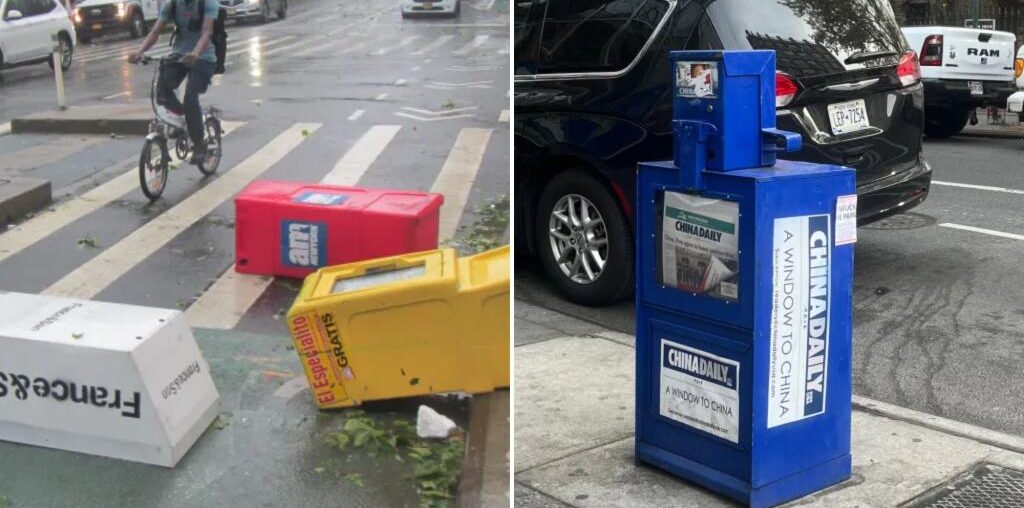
[515,336,634,472]
[0,176,50,225]
[11,104,152,135]
[514,300,1024,508]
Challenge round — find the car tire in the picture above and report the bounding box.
[535,169,634,306]
[258,0,270,23]
[47,33,73,71]
[77,33,92,45]
[129,10,145,38]
[924,107,969,138]
[276,0,286,19]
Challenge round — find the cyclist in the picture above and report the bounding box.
[128,0,218,165]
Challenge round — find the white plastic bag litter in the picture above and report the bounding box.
[416,405,458,439]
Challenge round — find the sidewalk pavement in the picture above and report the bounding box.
[960,109,1024,139]
[10,103,152,135]
[515,299,1024,507]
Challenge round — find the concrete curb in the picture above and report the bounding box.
[0,177,51,226]
[852,395,1024,455]
[11,117,150,136]
[958,129,1024,140]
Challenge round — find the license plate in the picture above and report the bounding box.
[422,2,433,7]
[827,99,870,135]
[91,23,102,30]
[227,7,235,14]
[969,81,984,95]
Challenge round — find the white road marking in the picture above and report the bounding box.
[412,66,421,71]
[395,78,407,86]
[190,124,399,329]
[431,128,492,239]
[372,35,419,56]
[339,41,368,54]
[102,91,131,100]
[411,34,454,56]
[375,93,388,101]
[43,123,318,300]
[348,109,365,121]
[0,122,245,264]
[454,35,489,55]
[293,40,335,57]
[933,180,1024,196]
[322,125,401,185]
[499,110,509,122]
[0,122,10,136]
[499,40,509,54]
[394,112,475,122]
[939,223,1024,242]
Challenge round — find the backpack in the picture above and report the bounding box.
[168,0,228,74]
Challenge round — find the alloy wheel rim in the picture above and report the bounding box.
[60,38,70,67]
[547,193,609,284]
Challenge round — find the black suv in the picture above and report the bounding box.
[515,0,932,306]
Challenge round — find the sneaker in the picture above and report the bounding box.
[157,106,186,130]
[190,147,207,165]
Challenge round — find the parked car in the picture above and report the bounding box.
[219,0,285,23]
[0,0,75,71]
[515,0,932,306]
[1004,45,1024,119]
[902,26,1016,137]
[71,0,158,43]
[401,0,459,18]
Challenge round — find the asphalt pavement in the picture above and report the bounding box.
[0,0,510,505]
[516,134,1024,438]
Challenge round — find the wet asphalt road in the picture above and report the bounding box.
[516,134,1024,437]
[0,1,508,505]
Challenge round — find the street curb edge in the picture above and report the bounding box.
[852,395,1024,455]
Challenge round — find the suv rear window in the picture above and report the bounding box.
[705,0,908,78]
[538,0,670,75]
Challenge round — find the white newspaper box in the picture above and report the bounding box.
[0,292,221,467]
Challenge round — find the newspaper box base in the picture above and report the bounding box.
[0,292,221,467]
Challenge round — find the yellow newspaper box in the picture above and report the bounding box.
[287,246,510,409]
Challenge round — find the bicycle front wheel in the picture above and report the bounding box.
[198,117,223,176]
[139,137,169,201]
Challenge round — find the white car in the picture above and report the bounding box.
[401,0,458,18]
[0,0,75,71]
[1006,46,1024,118]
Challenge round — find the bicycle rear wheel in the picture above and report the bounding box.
[139,137,169,201]
[198,117,222,176]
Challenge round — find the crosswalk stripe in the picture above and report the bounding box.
[293,39,335,57]
[939,223,1024,242]
[189,123,399,329]
[431,128,492,239]
[339,41,368,54]
[0,122,245,266]
[498,40,509,54]
[75,41,139,60]
[1,135,108,173]
[227,35,296,59]
[411,34,454,56]
[372,35,420,56]
[499,110,509,122]
[42,122,319,300]
[254,37,317,59]
[454,35,489,55]
[322,125,401,185]
[348,109,365,121]
[0,122,10,136]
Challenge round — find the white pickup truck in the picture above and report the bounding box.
[902,26,1016,137]
[1005,47,1024,119]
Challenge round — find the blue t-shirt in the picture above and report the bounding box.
[159,0,218,63]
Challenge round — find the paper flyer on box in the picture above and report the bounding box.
[661,192,739,301]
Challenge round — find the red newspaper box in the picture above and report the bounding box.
[234,181,443,278]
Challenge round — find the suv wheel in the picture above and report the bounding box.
[924,107,969,138]
[276,0,287,18]
[47,33,72,71]
[129,10,145,38]
[535,170,633,306]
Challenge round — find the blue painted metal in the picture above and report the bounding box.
[636,50,856,507]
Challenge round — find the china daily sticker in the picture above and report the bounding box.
[768,214,831,428]
[659,340,739,443]
[661,192,739,301]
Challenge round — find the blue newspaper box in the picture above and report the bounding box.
[635,50,857,507]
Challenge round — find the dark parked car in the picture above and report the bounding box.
[514,0,932,306]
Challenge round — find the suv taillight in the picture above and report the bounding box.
[897,51,921,86]
[919,34,943,66]
[775,72,798,108]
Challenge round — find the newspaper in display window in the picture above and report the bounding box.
[675,60,718,98]
[661,192,739,301]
